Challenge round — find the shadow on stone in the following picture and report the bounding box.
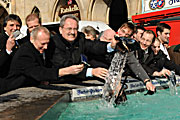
[37,84,75,91]
[0,94,19,103]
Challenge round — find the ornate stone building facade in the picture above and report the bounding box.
[0,0,142,31]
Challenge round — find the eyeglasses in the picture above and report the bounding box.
[63,27,78,31]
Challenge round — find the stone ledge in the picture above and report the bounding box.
[0,80,104,120]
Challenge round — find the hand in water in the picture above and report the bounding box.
[145,81,156,95]
[146,81,156,92]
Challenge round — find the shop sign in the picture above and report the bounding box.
[59,4,80,19]
[143,0,180,13]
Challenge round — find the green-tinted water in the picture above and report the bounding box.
[41,88,180,120]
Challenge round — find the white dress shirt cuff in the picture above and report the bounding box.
[86,68,93,77]
[107,43,114,52]
[6,49,12,55]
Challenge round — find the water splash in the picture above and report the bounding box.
[167,71,178,95]
[103,52,128,106]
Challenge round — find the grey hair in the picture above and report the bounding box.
[31,26,50,40]
[59,14,79,28]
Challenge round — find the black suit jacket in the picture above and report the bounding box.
[142,50,180,76]
[0,32,14,78]
[48,32,108,80]
[0,41,59,94]
[0,32,28,78]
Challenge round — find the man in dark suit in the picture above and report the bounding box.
[88,29,116,69]
[0,13,41,75]
[0,14,23,78]
[0,26,84,94]
[48,14,118,81]
[137,30,171,77]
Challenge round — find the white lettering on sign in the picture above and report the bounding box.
[143,0,180,13]
[71,86,103,101]
[60,4,79,15]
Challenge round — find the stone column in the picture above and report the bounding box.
[126,0,142,20]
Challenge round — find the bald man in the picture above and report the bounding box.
[100,29,116,42]
[88,29,116,69]
[0,26,84,94]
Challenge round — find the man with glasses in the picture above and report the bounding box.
[117,25,156,92]
[137,30,177,77]
[138,30,156,62]
[48,14,118,81]
[139,30,155,52]
[136,30,157,73]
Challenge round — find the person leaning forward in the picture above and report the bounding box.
[47,14,118,81]
[47,15,155,92]
[0,26,84,95]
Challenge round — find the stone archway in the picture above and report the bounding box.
[90,0,109,23]
[52,0,61,22]
[0,5,8,32]
[31,6,41,23]
[31,7,40,17]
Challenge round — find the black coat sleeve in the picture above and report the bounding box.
[84,39,108,56]
[0,49,11,67]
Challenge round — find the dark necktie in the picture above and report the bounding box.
[143,52,148,62]
[40,53,45,65]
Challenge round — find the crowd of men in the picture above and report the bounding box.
[3,13,180,95]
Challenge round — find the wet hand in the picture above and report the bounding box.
[146,81,156,92]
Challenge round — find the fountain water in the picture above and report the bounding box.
[103,51,128,106]
[167,71,178,95]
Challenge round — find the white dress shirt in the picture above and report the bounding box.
[160,43,170,60]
